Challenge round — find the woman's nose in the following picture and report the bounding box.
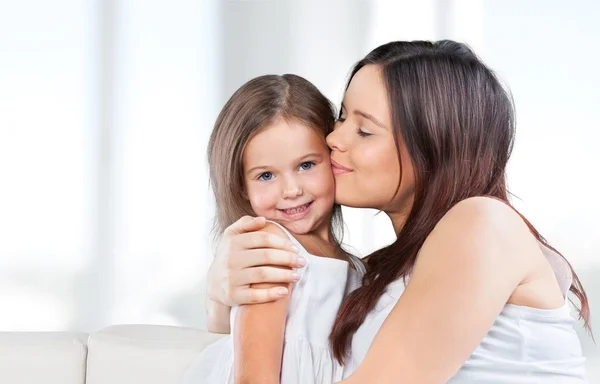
[326,123,347,152]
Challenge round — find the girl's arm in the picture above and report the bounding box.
[233,223,293,384]
[340,197,539,384]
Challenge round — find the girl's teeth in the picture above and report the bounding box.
[284,203,308,214]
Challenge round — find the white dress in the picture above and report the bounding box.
[182,222,365,384]
[343,243,588,383]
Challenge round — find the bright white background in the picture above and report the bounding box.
[1,0,598,378]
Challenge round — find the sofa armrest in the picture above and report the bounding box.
[0,332,88,384]
[85,324,224,384]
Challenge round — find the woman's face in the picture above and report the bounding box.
[326,64,415,216]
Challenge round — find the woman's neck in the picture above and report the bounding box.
[386,209,411,236]
[385,194,414,235]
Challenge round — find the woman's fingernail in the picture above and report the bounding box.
[296,256,306,267]
[291,272,301,281]
[276,287,288,296]
[290,245,300,253]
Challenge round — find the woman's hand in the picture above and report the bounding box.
[205,216,305,332]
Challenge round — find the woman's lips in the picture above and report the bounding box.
[331,158,353,175]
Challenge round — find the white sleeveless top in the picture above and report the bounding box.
[344,244,588,383]
[182,222,365,384]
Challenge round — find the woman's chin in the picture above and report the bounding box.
[334,194,368,208]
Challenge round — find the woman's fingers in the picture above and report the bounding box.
[231,265,301,286]
[215,215,305,306]
[228,248,304,270]
[236,231,298,252]
[232,286,290,305]
[223,215,266,236]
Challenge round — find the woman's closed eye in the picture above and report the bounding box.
[357,127,373,137]
[335,111,371,137]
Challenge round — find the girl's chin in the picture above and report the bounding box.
[279,220,313,235]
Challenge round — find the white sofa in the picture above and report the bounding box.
[1,324,597,383]
[0,325,224,384]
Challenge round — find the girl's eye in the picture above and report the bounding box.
[299,161,314,171]
[258,172,274,181]
[357,127,372,137]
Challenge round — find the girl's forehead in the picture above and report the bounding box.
[243,121,328,169]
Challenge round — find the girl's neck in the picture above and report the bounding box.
[310,223,333,244]
[295,225,346,261]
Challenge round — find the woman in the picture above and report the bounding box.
[205,40,590,383]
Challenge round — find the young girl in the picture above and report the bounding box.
[182,74,365,384]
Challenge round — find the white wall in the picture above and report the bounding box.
[1,0,597,378]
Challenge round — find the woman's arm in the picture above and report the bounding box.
[206,298,231,334]
[205,216,304,333]
[341,197,539,384]
[233,223,293,384]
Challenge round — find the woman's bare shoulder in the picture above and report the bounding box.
[416,196,539,275]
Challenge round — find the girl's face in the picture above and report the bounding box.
[326,64,415,219]
[243,117,335,235]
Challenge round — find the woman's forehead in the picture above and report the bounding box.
[343,65,391,128]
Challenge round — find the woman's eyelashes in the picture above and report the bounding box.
[357,127,372,137]
[336,107,346,122]
[336,109,372,137]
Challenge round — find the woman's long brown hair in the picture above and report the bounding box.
[329,40,591,363]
